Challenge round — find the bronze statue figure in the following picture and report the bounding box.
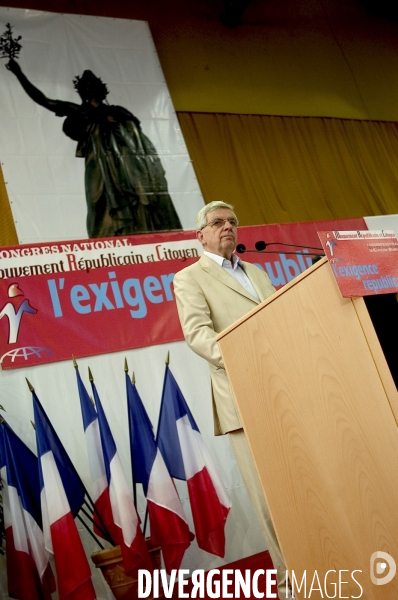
[6,59,182,238]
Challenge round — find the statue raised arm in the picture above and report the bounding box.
[6,58,72,113]
[5,58,182,238]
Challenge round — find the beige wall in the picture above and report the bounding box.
[150,0,398,120]
[4,0,398,120]
[150,1,398,120]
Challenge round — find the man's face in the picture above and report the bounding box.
[197,208,238,259]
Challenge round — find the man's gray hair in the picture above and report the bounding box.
[195,201,236,231]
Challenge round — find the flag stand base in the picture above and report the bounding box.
[91,540,162,600]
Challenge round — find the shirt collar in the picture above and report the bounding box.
[204,250,241,270]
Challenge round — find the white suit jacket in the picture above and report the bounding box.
[173,254,276,435]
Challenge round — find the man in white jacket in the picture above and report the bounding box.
[173,201,290,598]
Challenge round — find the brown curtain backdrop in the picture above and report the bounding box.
[0,164,18,247]
[178,113,398,226]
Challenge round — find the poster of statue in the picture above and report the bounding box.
[0,9,204,244]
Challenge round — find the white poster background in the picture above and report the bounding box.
[364,214,398,239]
[0,8,204,244]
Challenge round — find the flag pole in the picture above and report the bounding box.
[82,500,111,542]
[79,505,109,547]
[155,352,170,443]
[125,358,138,509]
[76,513,105,550]
[131,366,149,538]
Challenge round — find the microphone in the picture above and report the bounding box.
[254,241,266,251]
[255,240,324,251]
[235,243,324,258]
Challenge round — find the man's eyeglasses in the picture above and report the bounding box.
[201,217,239,230]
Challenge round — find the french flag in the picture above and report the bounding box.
[75,366,118,545]
[0,423,16,596]
[30,390,86,518]
[157,365,232,558]
[90,375,152,576]
[126,373,193,573]
[1,419,56,600]
[32,392,97,600]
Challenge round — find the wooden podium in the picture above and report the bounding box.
[217,257,398,599]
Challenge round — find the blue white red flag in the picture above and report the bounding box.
[75,367,118,545]
[90,376,152,576]
[0,422,15,594]
[32,392,96,600]
[126,373,193,572]
[31,391,85,517]
[0,421,16,597]
[157,365,231,557]
[1,419,56,600]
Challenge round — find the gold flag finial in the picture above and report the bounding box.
[131,372,136,385]
[30,420,36,430]
[166,351,170,365]
[124,357,128,373]
[72,356,78,369]
[0,416,4,424]
[88,367,93,382]
[26,378,34,392]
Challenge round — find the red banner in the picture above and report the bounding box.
[0,257,197,369]
[318,229,398,297]
[0,218,365,369]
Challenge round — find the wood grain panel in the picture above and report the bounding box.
[218,259,398,599]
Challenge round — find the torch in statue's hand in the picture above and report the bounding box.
[0,23,22,63]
